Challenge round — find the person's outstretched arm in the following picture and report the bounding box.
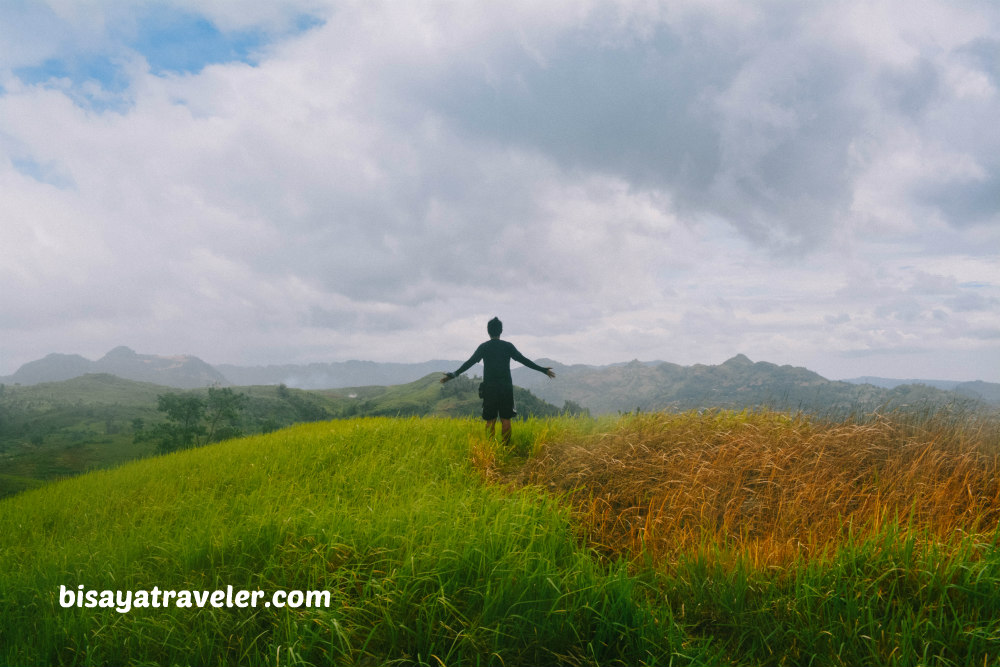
[440,344,486,383]
[509,344,556,378]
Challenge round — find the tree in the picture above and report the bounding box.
[204,387,248,443]
[152,393,206,453]
[149,389,249,453]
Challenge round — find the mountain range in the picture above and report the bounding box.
[3,347,998,414]
[513,355,1000,414]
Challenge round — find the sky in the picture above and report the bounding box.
[1,0,998,382]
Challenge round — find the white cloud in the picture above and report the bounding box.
[0,0,998,383]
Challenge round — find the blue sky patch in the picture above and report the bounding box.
[10,6,323,111]
[126,8,266,75]
[13,52,134,112]
[11,156,75,189]
[14,53,131,92]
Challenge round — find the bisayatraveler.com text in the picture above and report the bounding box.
[59,584,331,614]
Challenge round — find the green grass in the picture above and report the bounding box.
[660,528,1000,666]
[0,417,698,665]
[1,415,998,665]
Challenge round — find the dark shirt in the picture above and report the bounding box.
[451,338,549,386]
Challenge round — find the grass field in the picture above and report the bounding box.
[1,411,998,665]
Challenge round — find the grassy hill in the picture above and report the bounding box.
[2,411,999,665]
[1,417,670,665]
[0,373,563,499]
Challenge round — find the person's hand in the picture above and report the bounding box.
[546,368,556,379]
[440,373,452,384]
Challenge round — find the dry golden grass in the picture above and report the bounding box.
[502,409,1000,567]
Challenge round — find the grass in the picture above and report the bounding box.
[0,417,702,665]
[508,408,1000,568]
[1,410,999,665]
[658,526,1000,666]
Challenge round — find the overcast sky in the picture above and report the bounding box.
[1,1,998,382]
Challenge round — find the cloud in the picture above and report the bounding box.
[388,1,1000,251]
[0,0,998,383]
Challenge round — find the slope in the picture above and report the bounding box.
[0,417,698,665]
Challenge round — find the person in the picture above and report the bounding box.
[441,317,555,445]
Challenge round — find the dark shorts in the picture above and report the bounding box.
[481,382,515,420]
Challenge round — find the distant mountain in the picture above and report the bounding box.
[843,376,1000,405]
[2,347,228,389]
[3,353,94,384]
[951,381,1000,405]
[513,354,991,415]
[3,348,461,390]
[94,346,228,388]
[842,376,962,391]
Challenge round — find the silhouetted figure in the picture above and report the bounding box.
[441,317,555,445]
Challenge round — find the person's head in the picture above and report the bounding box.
[487,317,503,339]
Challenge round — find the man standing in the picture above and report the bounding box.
[441,317,555,445]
